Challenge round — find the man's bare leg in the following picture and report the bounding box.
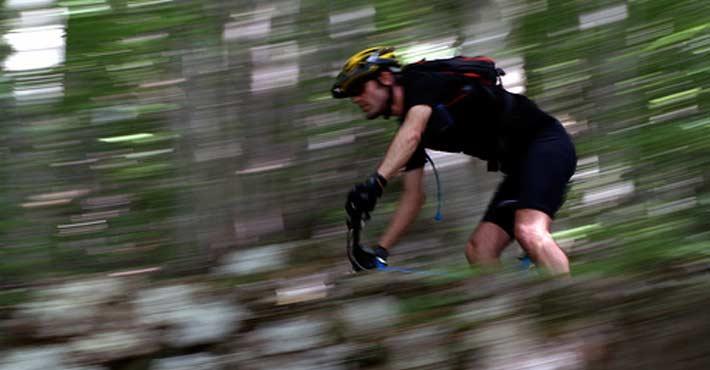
[465,221,512,267]
[514,209,569,275]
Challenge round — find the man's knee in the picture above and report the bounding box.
[514,222,550,255]
[465,239,497,264]
[466,238,491,257]
[465,222,511,263]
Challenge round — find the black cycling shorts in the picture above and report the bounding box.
[481,121,577,237]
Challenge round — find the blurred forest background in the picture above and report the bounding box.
[1,0,709,287]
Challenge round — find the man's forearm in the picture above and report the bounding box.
[378,190,425,249]
[377,127,421,180]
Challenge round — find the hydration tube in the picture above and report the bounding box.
[424,151,443,221]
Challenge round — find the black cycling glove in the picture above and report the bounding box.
[345,172,387,220]
[349,244,389,271]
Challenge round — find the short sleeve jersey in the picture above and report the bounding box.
[399,70,555,172]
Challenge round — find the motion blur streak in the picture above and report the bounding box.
[1,1,709,369]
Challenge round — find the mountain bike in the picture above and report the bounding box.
[346,213,535,276]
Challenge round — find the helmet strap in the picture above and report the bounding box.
[384,86,394,119]
[376,78,394,120]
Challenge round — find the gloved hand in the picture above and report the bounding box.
[349,243,389,271]
[345,172,387,221]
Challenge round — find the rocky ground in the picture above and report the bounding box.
[2,252,709,370]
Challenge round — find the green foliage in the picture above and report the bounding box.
[1,0,709,283]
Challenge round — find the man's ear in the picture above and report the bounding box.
[377,71,395,86]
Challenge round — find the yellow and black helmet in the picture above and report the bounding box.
[331,46,401,99]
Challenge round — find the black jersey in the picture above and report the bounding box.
[399,70,558,173]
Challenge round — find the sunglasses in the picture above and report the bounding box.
[347,76,376,97]
[347,83,366,97]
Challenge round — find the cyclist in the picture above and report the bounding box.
[334,46,577,275]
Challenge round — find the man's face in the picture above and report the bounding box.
[350,79,389,120]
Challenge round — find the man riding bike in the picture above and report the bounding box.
[333,46,577,275]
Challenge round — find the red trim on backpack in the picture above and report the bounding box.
[460,56,495,63]
[463,72,482,79]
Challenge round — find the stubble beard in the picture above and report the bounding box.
[364,101,386,120]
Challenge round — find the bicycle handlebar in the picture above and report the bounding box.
[346,213,362,249]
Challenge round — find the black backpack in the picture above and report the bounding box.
[401,56,506,87]
[402,56,513,172]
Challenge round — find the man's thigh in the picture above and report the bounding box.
[517,122,577,216]
[483,123,576,234]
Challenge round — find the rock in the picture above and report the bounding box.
[275,274,331,305]
[462,318,583,370]
[69,329,160,364]
[232,280,280,311]
[151,353,223,370]
[339,296,400,337]
[133,284,246,347]
[213,243,292,276]
[11,278,126,338]
[53,278,125,301]
[0,346,107,370]
[248,316,331,355]
[234,345,351,370]
[454,295,518,325]
[385,326,452,370]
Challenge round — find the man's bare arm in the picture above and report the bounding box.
[378,167,425,249]
[377,105,431,180]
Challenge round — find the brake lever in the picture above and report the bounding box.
[346,211,369,231]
